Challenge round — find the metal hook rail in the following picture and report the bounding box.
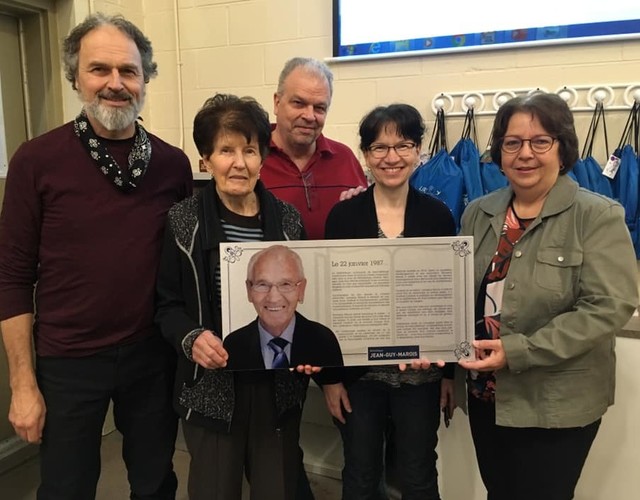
[431,83,640,116]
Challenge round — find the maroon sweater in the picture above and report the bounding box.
[0,122,192,356]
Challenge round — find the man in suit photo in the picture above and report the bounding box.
[223,244,343,371]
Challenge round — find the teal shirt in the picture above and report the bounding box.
[461,175,638,428]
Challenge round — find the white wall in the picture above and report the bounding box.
[60,1,640,172]
[577,336,640,499]
[135,0,640,172]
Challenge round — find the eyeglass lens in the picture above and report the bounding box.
[501,136,555,153]
[369,143,416,158]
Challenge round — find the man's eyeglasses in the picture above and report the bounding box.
[500,135,556,154]
[367,142,416,159]
[301,170,314,210]
[248,281,302,294]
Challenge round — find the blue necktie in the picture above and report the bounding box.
[268,337,289,369]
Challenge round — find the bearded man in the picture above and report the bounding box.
[0,13,192,500]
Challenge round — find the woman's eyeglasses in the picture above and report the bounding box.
[367,142,417,159]
[500,135,556,154]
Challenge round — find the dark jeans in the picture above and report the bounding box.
[468,395,600,500]
[337,379,442,500]
[36,335,178,500]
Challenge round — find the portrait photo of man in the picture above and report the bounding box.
[223,244,344,370]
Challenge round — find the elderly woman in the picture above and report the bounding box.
[155,94,310,500]
[323,104,456,500]
[459,92,638,500]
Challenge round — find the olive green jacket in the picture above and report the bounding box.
[460,174,638,428]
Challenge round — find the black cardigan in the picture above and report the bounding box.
[155,179,308,431]
[324,184,456,384]
[325,184,455,239]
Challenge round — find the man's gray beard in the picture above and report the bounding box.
[84,97,142,132]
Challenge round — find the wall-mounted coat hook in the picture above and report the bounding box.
[431,84,640,116]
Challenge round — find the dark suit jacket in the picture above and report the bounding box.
[223,312,344,372]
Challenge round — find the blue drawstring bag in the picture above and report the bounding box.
[580,102,613,198]
[609,102,640,256]
[571,159,592,190]
[567,170,578,184]
[477,133,508,195]
[451,138,483,202]
[410,148,465,229]
[617,145,640,256]
[616,145,639,230]
[583,156,613,198]
[410,107,465,229]
[451,109,483,202]
[480,161,508,194]
[479,156,508,194]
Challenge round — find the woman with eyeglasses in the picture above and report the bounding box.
[458,92,637,500]
[155,93,316,500]
[322,103,456,500]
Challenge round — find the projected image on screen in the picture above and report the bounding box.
[333,0,640,59]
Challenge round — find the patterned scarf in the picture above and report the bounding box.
[73,110,151,193]
[469,204,532,401]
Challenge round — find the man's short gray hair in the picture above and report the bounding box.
[276,57,333,102]
[246,245,305,282]
[62,12,158,90]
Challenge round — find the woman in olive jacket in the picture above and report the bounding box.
[458,92,638,500]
